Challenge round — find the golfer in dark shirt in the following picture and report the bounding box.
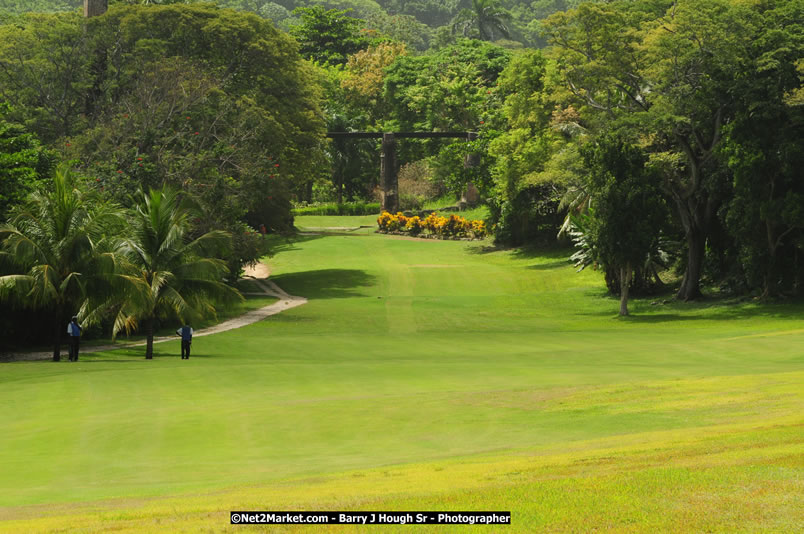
[66,316,82,361]
[176,324,193,359]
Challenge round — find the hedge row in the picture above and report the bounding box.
[377,211,486,239]
[292,202,381,216]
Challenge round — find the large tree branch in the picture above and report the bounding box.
[674,132,700,200]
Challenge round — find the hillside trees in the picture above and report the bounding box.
[0,12,92,141]
[290,5,371,66]
[542,0,803,300]
[580,134,668,315]
[0,4,328,272]
[0,104,55,220]
[452,0,512,42]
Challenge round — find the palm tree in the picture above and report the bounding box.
[118,187,242,359]
[0,165,127,361]
[452,0,512,42]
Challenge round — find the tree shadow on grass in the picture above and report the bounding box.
[526,259,572,271]
[512,245,574,261]
[263,233,326,255]
[465,243,508,255]
[466,242,574,262]
[578,297,804,323]
[270,269,376,299]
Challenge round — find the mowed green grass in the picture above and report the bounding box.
[1,217,802,532]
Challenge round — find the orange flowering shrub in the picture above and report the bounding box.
[377,211,486,239]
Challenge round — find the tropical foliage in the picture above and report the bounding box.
[117,187,242,359]
[452,0,512,42]
[1,0,802,329]
[0,166,131,359]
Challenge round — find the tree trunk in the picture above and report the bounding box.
[83,0,107,18]
[677,227,705,301]
[144,317,154,359]
[52,308,63,362]
[672,185,714,301]
[671,114,722,302]
[619,264,631,316]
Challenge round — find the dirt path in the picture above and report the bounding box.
[2,263,306,362]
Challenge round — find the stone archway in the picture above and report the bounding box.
[326,131,478,213]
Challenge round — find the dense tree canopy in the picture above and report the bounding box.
[543,0,804,300]
[2,0,802,331]
[0,3,327,254]
[289,5,371,65]
[0,104,55,220]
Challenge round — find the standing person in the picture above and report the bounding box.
[176,324,193,359]
[66,316,82,361]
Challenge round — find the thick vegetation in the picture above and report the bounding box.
[1,0,802,335]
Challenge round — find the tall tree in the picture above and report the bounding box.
[544,0,758,300]
[0,4,328,242]
[119,187,241,359]
[289,6,371,66]
[580,134,667,316]
[451,0,512,42]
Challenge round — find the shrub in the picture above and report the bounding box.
[377,211,486,239]
[405,215,423,235]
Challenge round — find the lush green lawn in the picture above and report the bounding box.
[1,219,802,532]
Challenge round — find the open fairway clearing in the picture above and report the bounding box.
[1,221,802,532]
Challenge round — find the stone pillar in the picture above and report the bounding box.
[380,133,398,213]
[463,131,479,168]
[461,132,480,208]
[84,0,108,18]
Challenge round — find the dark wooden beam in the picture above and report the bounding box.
[326,131,476,139]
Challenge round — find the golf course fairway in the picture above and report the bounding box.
[1,223,802,532]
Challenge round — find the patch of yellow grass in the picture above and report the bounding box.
[3,417,801,533]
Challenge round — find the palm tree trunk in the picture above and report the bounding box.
[144,317,154,359]
[52,310,63,362]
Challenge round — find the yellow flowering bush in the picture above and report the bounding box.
[377,211,486,239]
[471,220,486,238]
[423,212,441,234]
[377,211,395,231]
[405,215,423,235]
[393,212,408,231]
